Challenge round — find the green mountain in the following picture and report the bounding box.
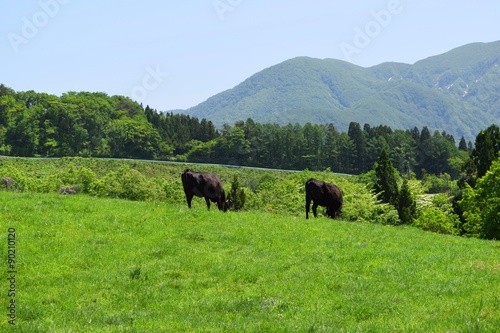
[182,41,500,141]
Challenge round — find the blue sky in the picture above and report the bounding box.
[1,0,499,111]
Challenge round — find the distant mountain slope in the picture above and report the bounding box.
[181,41,500,140]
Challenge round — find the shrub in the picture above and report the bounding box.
[256,178,303,215]
[89,166,156,201]
[0,165,27,191]
[117,167,153,201]
[26,174,64,193]
[422,173,459,195]
[413,208,460,235]
[60,165,96,193]
[414,194,460,235]
[342,190,399,225]
[256,173,279,192]
[372,204,400,225]
[163,177,185,203]
[241,187,261,210]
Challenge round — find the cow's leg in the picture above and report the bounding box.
[186,193,193,208]
[205,197,211,210]
[305,198,311,219]
[312,203,319,218]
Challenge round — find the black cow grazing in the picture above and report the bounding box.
[305,178,343,219]
[181,169,229,211]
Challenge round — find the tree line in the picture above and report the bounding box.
[182,119,472,178]
[0,86,218,159]
[0,84,478,179]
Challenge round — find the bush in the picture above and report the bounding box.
[60,165,96,193]
[414,194,460,235]
[89,166,157,201]
[256,178,303,215]
[24,174,63,193]
[413,208,460,235]
[0,166,25,191]
[422,173,459,195]
[342,190,399,225]
[372,204,400,225]
[241,187,261,210]
[163,177,185,203]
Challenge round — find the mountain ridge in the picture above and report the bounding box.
[180,41,500,141]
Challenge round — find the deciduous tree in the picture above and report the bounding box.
[460,156,500,239]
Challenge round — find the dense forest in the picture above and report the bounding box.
[0,85,475,179]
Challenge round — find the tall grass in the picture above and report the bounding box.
[1,192,498,332]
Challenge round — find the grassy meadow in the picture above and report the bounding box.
[1,191,499,332]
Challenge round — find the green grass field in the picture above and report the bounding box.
[1,191,499,332]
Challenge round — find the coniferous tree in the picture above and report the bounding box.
[338,134,355,174]
[410,126,421,143]
[227,175,245,211]
[348,122,367,173]
[458,136,468,151]
[374,149,399,206]
[417,126,432,176]
[467,141,474,154]
[397,179,416,224]
[323,123,340,171]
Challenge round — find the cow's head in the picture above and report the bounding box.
[326,207,341,219]
[222,199,232,212]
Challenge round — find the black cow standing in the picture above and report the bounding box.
[181,169,229,211]
[305,178,343,219]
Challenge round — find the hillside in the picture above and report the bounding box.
[182,41,500,141]
[1,191,499,332]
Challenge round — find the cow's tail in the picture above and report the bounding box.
[305,178,314,192]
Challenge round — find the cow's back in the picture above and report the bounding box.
[324,182,343,209]
[181,169,225,205]
[198,172,223,198]
[306,178,327,203]
[306,178,343,208]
